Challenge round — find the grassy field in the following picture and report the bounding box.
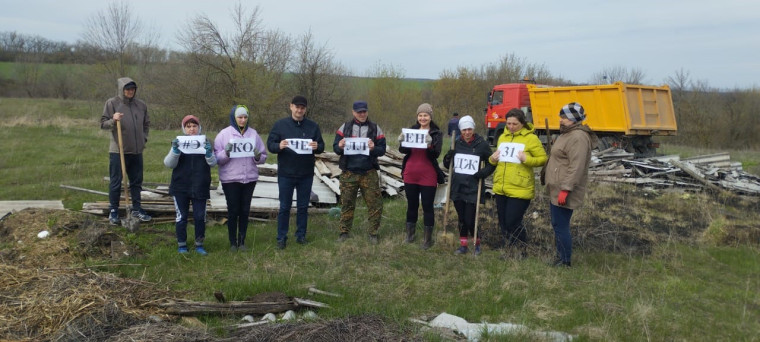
[2,97,760,340]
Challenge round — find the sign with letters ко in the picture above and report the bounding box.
[287,138,313,155]
[343,137,370,156]
[401,128,429,149]
[229,138,257,158]
[177,135,206,155]
[453,154,480,175]
[497,142,526,163]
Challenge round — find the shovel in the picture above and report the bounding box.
[473,176,483,252]
[439,137,457,247]
[116,120,140,233]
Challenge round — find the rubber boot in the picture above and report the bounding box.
[405,222,415,243]
[422,226,434,250]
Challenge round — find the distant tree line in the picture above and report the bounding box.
[0,3,757,150]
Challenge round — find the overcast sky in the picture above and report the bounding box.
[2,0,758,89]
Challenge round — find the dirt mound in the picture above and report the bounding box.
[440,183,760,255]
[0,208,133,268]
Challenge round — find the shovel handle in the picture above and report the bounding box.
[441,137,456,234]
[116,120,130,208]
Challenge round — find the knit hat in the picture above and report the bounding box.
[235,106,249,117]
[182,115,199,127]
[458,115,475,130]
[417,103,433,115]
[559,102,586,122]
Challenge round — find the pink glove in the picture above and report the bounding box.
[558,190,569,206]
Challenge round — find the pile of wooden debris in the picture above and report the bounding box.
[74,150,408,221]
[71,148,758,221]
[589,150,760,195]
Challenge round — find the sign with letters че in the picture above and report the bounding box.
[497,142,526,163]
[287,138,313,155]
[177,135,206,154]
[229,138,256,158]
[453,154,480,175]
[400,128,428,149]
[343,137,370,156]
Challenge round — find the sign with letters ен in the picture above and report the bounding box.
[177,135,206,155]
[229,138,257,158]
[453,153,480,175]
[401,128,429,149]
[343,137,370,156]
[287,138,313,155]
[497,142,526,163]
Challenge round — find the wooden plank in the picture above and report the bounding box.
[323,162,342,177]
[59,184,109,196]
[0,200,65,217]
[314,160,331,177]
[379,165,402,178]
[380,173,404,189]
[320,175,341,195]
[311,175,337,204]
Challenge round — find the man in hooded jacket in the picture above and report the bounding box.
[100,77,151,225]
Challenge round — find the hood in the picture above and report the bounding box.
[561,123,599,148]
[228,105,249,134]
[117,77,136,100]
[505,122,536,137]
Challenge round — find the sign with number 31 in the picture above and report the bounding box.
[497,142,525,163]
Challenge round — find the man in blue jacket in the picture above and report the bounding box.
[267,95,325,249]
[333,101,387,244]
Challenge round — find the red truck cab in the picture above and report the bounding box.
[485,83,531,145]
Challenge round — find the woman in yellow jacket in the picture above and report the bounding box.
[488,108,547,258]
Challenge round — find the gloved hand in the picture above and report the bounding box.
[171,138,180,154]
[204,141,213,158]
[397,132,405,142]
[253,146,261,161]
[558,190,569,206]
[224,142,233,156]
[425,134,432,145]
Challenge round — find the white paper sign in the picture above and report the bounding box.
[497,142,526,163]
[229,138,257,158]
[287,138,313,155]
[177,135,206,154]
[343,137,370,156]
[401,128,428,149]
[453,154,480,175]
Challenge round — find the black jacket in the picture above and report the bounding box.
[443,134,494,203]
[169,153,212,200]
[333,119,387,173]
[266,117,325,177]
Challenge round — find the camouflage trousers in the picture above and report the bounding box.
[339,170,383,235]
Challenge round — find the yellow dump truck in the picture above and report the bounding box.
[485,81,677,157]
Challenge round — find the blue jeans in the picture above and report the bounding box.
[550,203,574,263]
[277,175,313,242]
[109,153,143,211]
[173,194,207,247]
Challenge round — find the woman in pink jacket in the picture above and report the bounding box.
[214,105,267,251]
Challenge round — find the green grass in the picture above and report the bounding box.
[2,97,760,340]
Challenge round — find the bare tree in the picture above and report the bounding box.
[82,2,157,77]
[590,66,647,85]
[175,3,292,129]
[290,30,350,127]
